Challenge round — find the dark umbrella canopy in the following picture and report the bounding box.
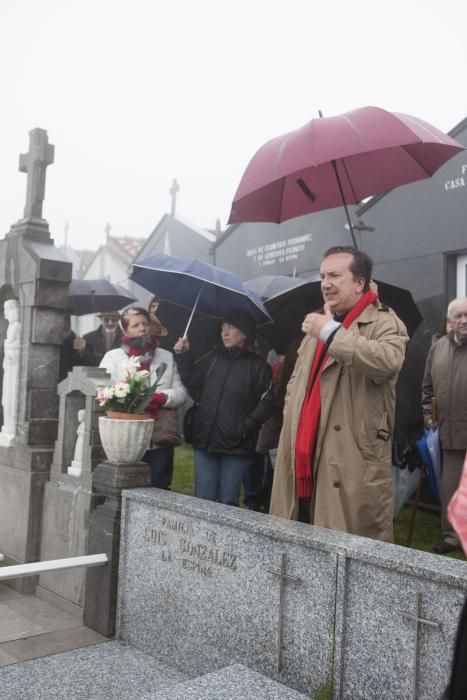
[130,253,272,326]
[68,279,136,316]
[155,299,221,360]
[244,275,311,301]
[228,106,464,246]
[258,275,423,353]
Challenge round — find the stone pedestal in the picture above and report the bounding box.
[37,367,110,614]
[84,461,151,637]
[0,215,71,593]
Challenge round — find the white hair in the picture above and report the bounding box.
[447,297,467,319]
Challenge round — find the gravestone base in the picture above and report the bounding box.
[147,664,308,699]
[67,460,83,477]
[0,460,51,594]
[84,461,151,637]
[0,643,307,700]
[0,432,15,448]
[37,479,93,618]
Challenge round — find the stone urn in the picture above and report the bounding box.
[98,414,154,464]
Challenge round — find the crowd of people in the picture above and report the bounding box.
[60,247,467,556]
[56,248,467,700]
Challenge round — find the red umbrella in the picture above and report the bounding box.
[228,106,464,247]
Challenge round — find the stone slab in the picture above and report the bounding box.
[0,626,106,666]
[38,479,91,611]
[147,664,309,699]
[118,489,467,700]
[0,641,188,699]
[118,490,338,696]
[335,556,465,700]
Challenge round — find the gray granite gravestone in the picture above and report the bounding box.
[1,489,466,698]
[36,366,110,615]
[0,128,72,592]
[116,489,467,699]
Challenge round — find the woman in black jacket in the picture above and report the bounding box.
[174,309,275,506]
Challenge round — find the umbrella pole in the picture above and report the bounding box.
[331,160,358,249]
[182,286,204,338]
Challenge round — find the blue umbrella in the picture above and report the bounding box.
[130,253,272,336]
[416,429,441,502]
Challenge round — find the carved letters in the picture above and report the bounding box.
[144,519,238,578]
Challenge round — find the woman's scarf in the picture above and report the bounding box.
[295,291,378,499]
[121,334,158,371]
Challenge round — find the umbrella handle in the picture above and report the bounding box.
[183,286,204,338]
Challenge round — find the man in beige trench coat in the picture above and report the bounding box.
[270,247,408,542]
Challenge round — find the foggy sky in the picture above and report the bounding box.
[0,0,466,250]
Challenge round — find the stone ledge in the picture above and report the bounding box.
[0,641,187,699]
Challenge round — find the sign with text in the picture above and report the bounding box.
[246,233,312,267]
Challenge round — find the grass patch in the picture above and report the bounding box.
[394,505,465,560]
[172,443,465,561]
[172,443,195,496]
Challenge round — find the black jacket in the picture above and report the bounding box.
[59,331,95,382]
[83,325,122,366]
[175,345,275,455]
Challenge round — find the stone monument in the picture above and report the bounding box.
[0,298,21,446]
[37,366,110,615]
[0,127,72,592]
[68,409,86,478]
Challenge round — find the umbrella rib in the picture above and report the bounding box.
[400,145,431,177]
[340,158,359,203]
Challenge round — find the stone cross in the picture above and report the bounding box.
[266,552,301,673]
[19,128,55,221]
[398,592,440,700]
[169,178,180,216]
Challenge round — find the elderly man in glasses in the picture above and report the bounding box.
[422,297,467,555]
[81,312,122,366]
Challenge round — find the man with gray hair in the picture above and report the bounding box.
[422,297,467,554]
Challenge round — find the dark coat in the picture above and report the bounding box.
[59,331,94,382]
[175,345,275,455]
[422,334,467,450]
[83,325,122,366]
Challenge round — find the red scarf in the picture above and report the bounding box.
[295,291,378,498]
[121,334,158,371]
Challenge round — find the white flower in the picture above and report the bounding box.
[136,369,150,381]
[124,356,141,377]
[114,382,131,398]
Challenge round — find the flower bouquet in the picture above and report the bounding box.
[97,356,167,417]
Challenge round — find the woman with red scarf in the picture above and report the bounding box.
[100,307,187,488]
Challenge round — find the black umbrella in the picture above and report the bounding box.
[68,279,137,316]
[258,275,423,353]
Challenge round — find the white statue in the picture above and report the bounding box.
[68,409,86,477]
[0,299,21,446]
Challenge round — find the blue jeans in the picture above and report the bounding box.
[194,449,254,506]
[143,447,174,489]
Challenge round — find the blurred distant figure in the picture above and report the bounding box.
[422,297,467,554]
[59,312,94,382]
[148,295,168,338]
[82,312,122,366]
